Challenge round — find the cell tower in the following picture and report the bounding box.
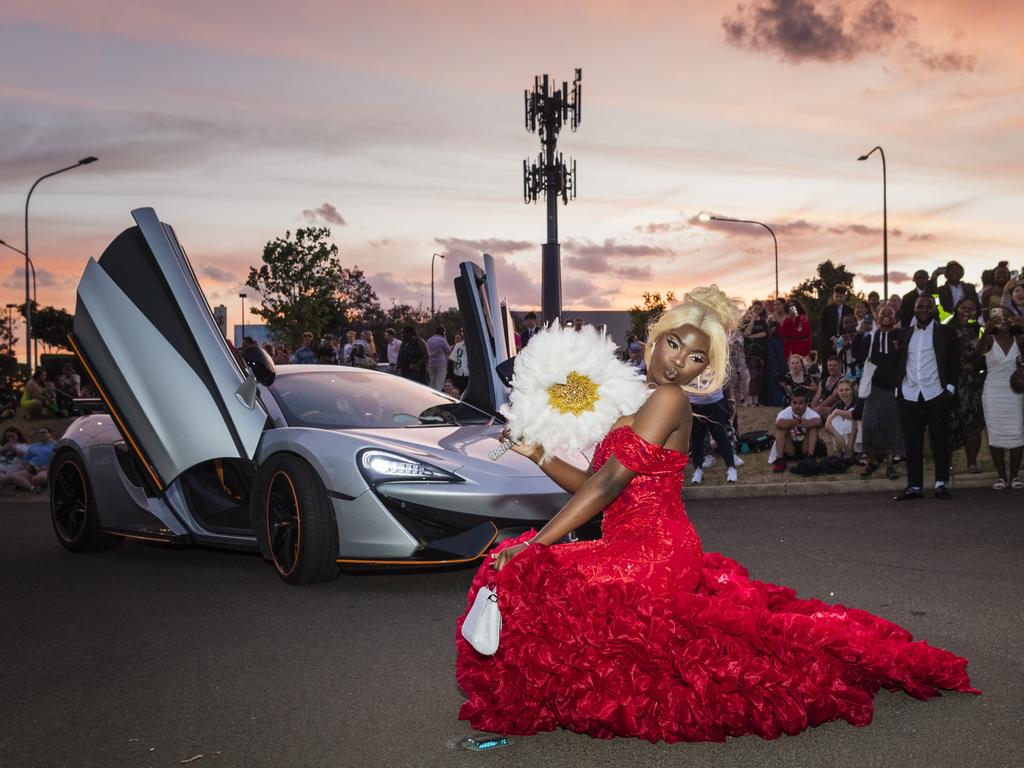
[523,68,581,323]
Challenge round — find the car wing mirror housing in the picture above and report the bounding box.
[243,346,277,386]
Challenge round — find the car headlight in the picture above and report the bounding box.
[358,449,460,484]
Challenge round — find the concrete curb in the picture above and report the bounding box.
[686,471,1004,499]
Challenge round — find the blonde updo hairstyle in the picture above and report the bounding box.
[645,285,744,395]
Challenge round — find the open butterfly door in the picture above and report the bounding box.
[70,208,268,490]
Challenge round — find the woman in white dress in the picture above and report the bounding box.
[980,308,1024,489]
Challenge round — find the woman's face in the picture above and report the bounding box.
[888,296,901,312]
[648,324,710,387]
[854,302,867,320]
[989,308,1009,331]
[1011,283,1024,305]
[957,301,978,323]
[3,430,16,442]
[837,382,853,402]
[788,355,804,375]
[773,299,785,312]
[878,306,896,328]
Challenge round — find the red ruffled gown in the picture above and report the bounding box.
[455,426,978,742]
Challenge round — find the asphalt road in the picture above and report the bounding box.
[1,489,1021,768]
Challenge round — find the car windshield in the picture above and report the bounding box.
[269,370,497,429]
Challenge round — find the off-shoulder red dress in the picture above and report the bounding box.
[455,426,977,742]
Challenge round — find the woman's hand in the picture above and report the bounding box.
[490,542,530,571]
[499,429,542,462]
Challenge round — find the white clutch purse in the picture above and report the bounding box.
[461,586,501,655]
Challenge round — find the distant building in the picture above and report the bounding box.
[232,324,274,347]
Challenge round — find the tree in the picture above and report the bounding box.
[628,291,676,338]
[787,260,859,353]
[322,265,383,334]
[19,302,73,353]
[246,227,381,345]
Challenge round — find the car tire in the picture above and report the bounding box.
[250,453,339,585]
[50,449,121,552]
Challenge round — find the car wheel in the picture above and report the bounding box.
[251,453,339,585]
[50,450,120,552]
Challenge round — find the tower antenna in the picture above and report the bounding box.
[523,68,581,323]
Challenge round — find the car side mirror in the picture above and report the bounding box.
[242,346,277,386]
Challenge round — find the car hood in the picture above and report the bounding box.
[338,424,590,478]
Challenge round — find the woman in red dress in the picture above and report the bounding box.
[455,286,977,743]
[779,298,813,359]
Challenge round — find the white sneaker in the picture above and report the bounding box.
[702,455,716,469]
[733,455,745,467]
[691,468,703,485]
[726,467,738,483]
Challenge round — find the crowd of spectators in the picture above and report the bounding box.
[257,324,471,397]
[728,259,1024,494]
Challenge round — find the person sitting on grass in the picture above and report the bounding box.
[6,426,56,493]
[772,386,822,473]
[823,380,863,460]
[776,354,812,405]
[811,355,843,420]
[0,426,28,492]
[20,368,56,419]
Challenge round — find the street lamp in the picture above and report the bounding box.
[431,252,446,319]
[238,292,248,343]
[699,213,779,298]
[857,146,888,299]
[24,156,98,370]
[0,239,36,306]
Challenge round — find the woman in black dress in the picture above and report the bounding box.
[948,297,985,473]
[742,301,769,405]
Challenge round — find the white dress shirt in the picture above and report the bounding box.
[949,283,964,309]
[901,320,948,401]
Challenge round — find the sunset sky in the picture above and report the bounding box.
[2,0,1022,345]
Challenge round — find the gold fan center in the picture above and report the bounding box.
[547,371,600,415]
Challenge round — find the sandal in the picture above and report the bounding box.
[993,478,1007,490]
[1012,477,1024,490]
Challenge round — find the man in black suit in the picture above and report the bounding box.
[930,260,979,319]
[520,312,539,347]
[819,283,853,360]
[899,270,933,328]
[893,294,960,500]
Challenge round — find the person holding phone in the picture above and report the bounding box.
[778,298,812,359]
[931,261,978,318]
[979,308,1024,489]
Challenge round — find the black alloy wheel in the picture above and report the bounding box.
[251,453,339,585]
[267,470,301,578]
[50,450,119,552]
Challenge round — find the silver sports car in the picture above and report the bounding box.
[50,208,572,584]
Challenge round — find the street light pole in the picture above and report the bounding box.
[857,146,887,299]
[238,292,248,344]
[0,240,36,306]
[431,252,445,319]
[23,156,98,370]
[701,214,779,298]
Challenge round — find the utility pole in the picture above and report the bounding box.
[524,69,581,324]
